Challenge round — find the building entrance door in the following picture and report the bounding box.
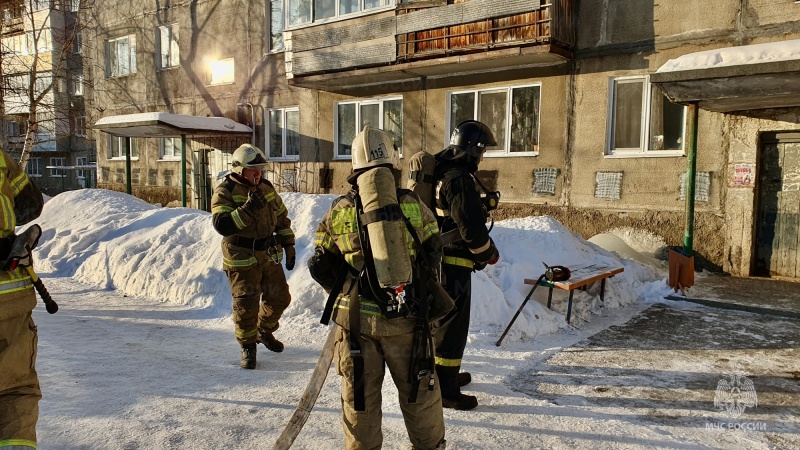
[754,132,800,277]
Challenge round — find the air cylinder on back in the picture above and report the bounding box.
[357,166,412,288]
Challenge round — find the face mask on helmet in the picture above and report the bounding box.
[231,144,268,175]
[449,120,498,158]
[351,125,400,171]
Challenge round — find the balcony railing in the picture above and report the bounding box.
[397,1,574,61]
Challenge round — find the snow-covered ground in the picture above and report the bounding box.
[25,188,766,449]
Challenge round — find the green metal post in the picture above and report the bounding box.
[683,103,699,255]
[181,133,187,207]
[125,136,132,195]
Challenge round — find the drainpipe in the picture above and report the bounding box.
[181,133,187,207]
[124,136,132,195]
[683,102,699,255]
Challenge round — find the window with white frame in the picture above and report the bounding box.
[448,84,541,156]
[69,73,83,96]
[32,0,50,12]
[335,97,402,159]
[50,157,66,177]
[268,107,300,160]
[209,58,234,85]
[269,0,284,52]
[76,156,88,184]
[288,0,390,26]
[160,137,181,160]
[27,157,42,177]
[108,135,139,159]
[607,76,686,156]
[72,32,82,54]
[157,24,179,69]
[28,29,52,52]
[69,0,81,12]
[106,35,137,77]
[74,116,85,136]
[5,118,27,137]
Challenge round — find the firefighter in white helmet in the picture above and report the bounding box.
[211,144,296,369]
[308,126,447,449]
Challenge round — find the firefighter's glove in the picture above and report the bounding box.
[487,244,500,265]
[284,245,296,271]
[243,190,267,216]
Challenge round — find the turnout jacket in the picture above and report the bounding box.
[211,175,295,271]
[0,149,44,321]
[308,189,442,336]
[434,155,496,270]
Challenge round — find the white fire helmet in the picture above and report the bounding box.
[351,126,400,171]
[230,144,268,174]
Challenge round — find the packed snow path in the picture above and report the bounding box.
[33,275,798,449]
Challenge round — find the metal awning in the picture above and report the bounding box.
[650,39,800,113]
[93,112,252,137]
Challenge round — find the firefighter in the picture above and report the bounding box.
[211,144,295,369]
[0,148,45,449]
[308,127,446,450]
[433,120,500,410]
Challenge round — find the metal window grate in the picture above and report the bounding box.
[679,172,711,202]
[595,172,623,199]
[533,167,558,195]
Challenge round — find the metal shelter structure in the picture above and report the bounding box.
[93,112,252,207]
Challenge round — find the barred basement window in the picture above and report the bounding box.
[163,170,174,187]
[115,168,124,184]
[679,172,710,202]
[148,169,158,185]
[595,172,623,200]
[533,167,558,195]
[131,168,141,185]
[281,168,299,191]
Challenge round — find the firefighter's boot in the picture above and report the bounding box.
[259,331,284,353]
[458,371,472,387]
[437,365,478,410]
[241,343,257,369]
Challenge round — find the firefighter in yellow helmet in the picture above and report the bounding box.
[211,144,295,369]
[308,127,447,449]
[0,148,45,449]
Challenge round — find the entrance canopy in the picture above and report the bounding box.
[650,39,800,113]
[93,112,252,137]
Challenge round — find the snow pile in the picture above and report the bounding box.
[657,39,800,72]
[31,189,670,342]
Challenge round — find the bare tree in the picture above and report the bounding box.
[0,0,88,170]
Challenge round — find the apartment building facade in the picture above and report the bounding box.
[89,0,800,278]
[0,0,93,195]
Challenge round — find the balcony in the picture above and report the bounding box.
[286,0,575,95]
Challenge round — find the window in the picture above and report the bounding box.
[335,97,402,159]
[108,135,139,159]
[159,137,181,160]
[269,0,284,52]
[267,107,300,160]
[69,0,80,12]
[5,118,27,137]
[27,157,42,177]
[74,116,85,137]
[157,24,179,69]
[209,58,234,85]
[607,76,686,156]
[76,156,88,185]
[448,84,541,156]
[106,35,137,77]
[32,0,50,12]
[49,157,66,177]
[69,73,83,96]
[288,0,390,26]
[72,32,82,54]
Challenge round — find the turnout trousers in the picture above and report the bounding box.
[334,326,445,450]
[0,284,40,449]
[434,265,472,368]
[225,256,291,346]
